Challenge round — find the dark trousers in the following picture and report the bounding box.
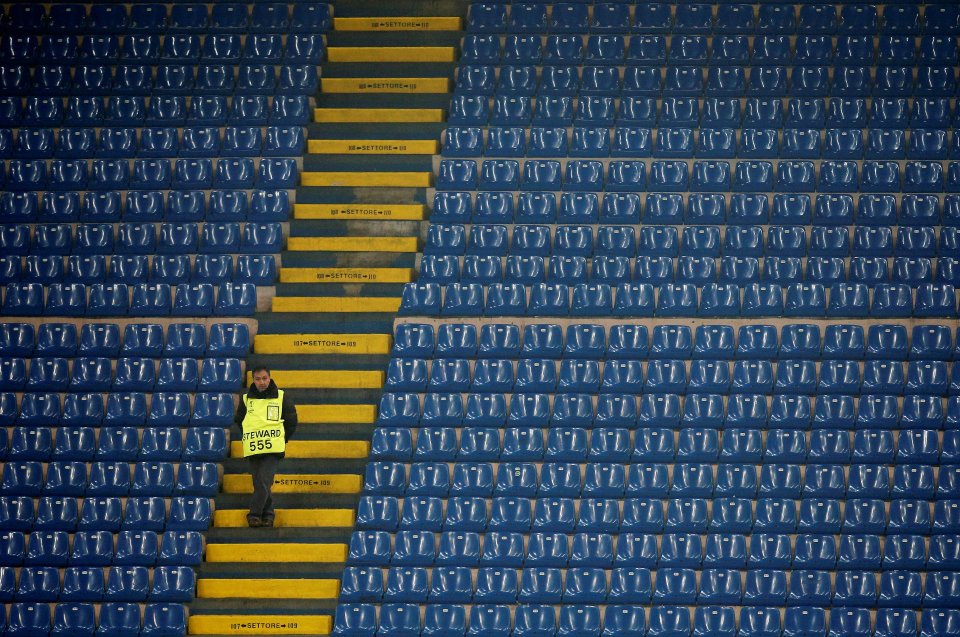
[247,454,280,520]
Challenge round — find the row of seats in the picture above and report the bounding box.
[0,126,305,158]
[437,158,960,193]
[423,224,960,258]
[0,254,276,286]
[0,157,297,190]
[0,530,202,566]
[378,390,960,430]
[0,564,194,602]
[385,357,960,396]
[0,190,291,222]
[359,495,960,541]
[1,495,212,532]
[442,126,960,160]
[342,564,960,606]
[372,426,960,464]
[1,282,258,317]
[0,94,310,126]
[334,603,956,637]
[397,280,960,318]
[423,225,960,258]
[0,356,243,391]
[0,3,331,33]
[0,33,325,64]
[0,426,227,461]
[1,460,219,496]
[0,63,319,96]
[462,34,960,65]
[453,64,960,98]
[1,222,283,255]
[450,96,960,128]
[432,192,960,226]
[466,4,960,35]
[392,323,960,361]
[0,392,235,428]
[347,525,960,567]
[0,322,248,358]
[363,460,960,500]
[420,255,960,288]
[0,601,185,637]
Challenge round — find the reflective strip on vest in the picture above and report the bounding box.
[241,390,286,457]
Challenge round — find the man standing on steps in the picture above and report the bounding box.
[234,365,298,528]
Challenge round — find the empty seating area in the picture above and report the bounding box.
[0,1,332,632]
[365,3,960,637]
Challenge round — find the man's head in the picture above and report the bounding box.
[252,366,272,392]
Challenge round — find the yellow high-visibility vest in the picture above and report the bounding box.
[241,390,286,457]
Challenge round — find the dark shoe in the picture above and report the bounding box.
[260,517,275,528]
[247,516,261,528]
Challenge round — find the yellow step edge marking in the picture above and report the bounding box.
[334,16,462,31]
[272,296,401,313]
[197,578,339,599]
[246,369,383,389]
[301,171,432,188]
[322,77,450,94]
[314,108,445,123]
[295,203,426,220]
[205,543,348,563]
[308,139,439,155]
[279,268,414,284]
[214,508,355,528]
[327,46,456,63]
[189,614,332,635]
[222,473,362,494]
[189,614,330,635]
[231,439,370,459]
[287,236,418,252]
[299,404,376,424]
[255,332,393,353]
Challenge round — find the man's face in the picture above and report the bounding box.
[253,370,271,392]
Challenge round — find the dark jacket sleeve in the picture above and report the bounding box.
[281,392,298,441]
[233,394,247,428]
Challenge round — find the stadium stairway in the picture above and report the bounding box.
[189,2,467,635]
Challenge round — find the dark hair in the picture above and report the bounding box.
[251,365,271,376]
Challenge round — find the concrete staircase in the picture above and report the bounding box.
[187,1,465,634]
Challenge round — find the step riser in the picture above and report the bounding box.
[322,77,451,94]
[189,614,332,636]
[327,46,456,63]
[214,509,355,528]
[255,333,393,353]
[333,17,462,31]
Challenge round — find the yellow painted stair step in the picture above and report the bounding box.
[327,46,456,63]
[205,543,347,563]
[254,332,392,354]
[272,296,401,313]
[299,404,376,424]
[322,77,450,94]
[222,473,362,494]
[334,16,462,31]
[286,236,418,252]
[314,108,444,123]
[231,439,369,459]
[214,508,354,528]
[295,203,426,220]
[301,171,432,187]
[279,268,413,285]
[308,139,438,155]
[246,369,383,388]
[189,613,332,635]
[197,578,339,599]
